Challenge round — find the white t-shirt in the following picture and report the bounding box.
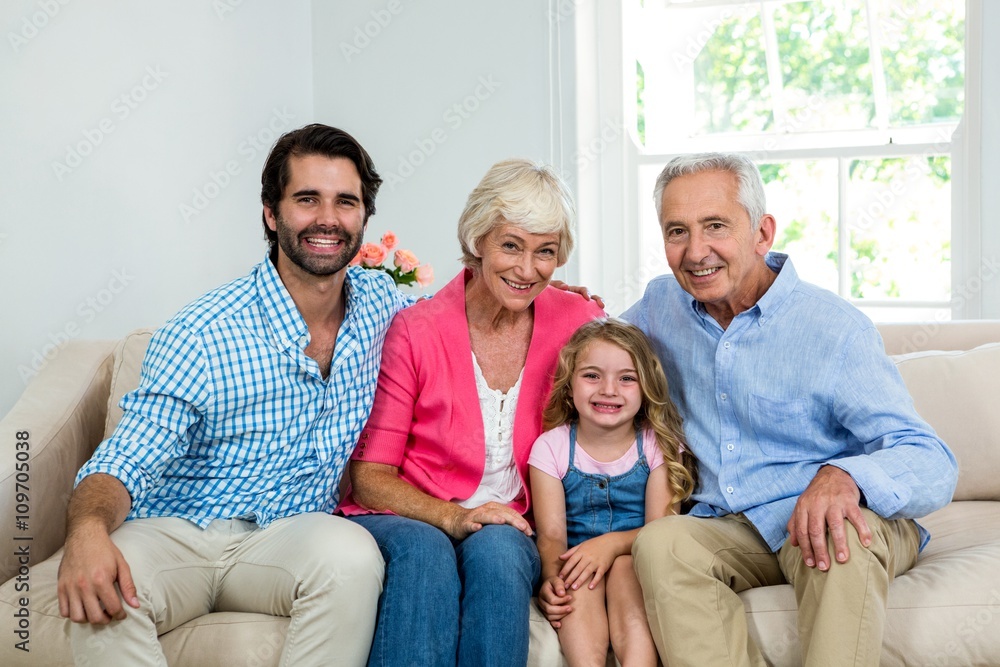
[458,353,525,509]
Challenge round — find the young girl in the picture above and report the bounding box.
[529,318,696,667]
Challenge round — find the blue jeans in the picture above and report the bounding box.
[350,514,540,667]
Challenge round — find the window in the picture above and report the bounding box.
[628,0,964,321]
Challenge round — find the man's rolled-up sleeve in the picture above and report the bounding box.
[826,326,958,520]
[76,322,211,506]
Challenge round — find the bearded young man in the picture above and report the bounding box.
[56,124,411,666]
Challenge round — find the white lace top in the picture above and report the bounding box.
[458,353,525,509]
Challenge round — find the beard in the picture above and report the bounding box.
[274,214,364,277]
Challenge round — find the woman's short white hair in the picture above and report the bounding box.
[652,153,767,230]
[458,158,575,270]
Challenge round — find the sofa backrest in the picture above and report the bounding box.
[104,329,154,439]
[103,324,1000,502]
[891,343,1000,501]
[879,320,1000,356]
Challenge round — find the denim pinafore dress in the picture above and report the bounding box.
[563,423,650,548]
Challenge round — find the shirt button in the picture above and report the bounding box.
[724,342,731,349]
[721,393,728,401]
[727,486,734,494]
[727,443,735,451]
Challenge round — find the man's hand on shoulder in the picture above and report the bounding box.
[58,521,140,624]
[787,465,872,571]
[549,280,606,310]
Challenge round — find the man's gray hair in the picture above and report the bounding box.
[652,153,767,230]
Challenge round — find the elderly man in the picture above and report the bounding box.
[623,153,958,666]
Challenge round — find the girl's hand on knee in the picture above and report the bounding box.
[538,576,573,626]
[558,534,620,590]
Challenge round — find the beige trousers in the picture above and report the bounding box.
[71,513,384,667]
[632,510,920,667]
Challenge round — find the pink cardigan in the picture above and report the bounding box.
[337,269,603,517]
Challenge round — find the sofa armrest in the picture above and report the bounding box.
[0,340,118,581]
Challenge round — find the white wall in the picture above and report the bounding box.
[310,0,561,291]
[0,0,314,416]
[979,1,1000,317]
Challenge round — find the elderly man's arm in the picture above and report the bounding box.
[789,325,958,570]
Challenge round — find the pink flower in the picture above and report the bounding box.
[358,243,387,268]
[381,231,398,251]
[415,263,435,287]
[393,248,420,273]
[349,250,362,266]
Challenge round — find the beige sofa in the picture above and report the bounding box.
[1,321,999,666]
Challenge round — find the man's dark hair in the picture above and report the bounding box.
[260,124,382,247]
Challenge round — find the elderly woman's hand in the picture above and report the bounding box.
[444,502,533,540]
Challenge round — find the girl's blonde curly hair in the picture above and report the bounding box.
[543,318,697,506]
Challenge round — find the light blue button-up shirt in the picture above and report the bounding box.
[623,253,957,551]
[78,252,413,527]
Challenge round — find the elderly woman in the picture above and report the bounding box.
[338,159,603,666]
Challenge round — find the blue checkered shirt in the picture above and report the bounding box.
[77,253,414,527]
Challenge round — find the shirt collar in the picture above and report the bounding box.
[255,250,309,352]
[754,252,798,322]
[686,252,798,326]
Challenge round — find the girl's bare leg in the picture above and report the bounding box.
[607,556,659,666]
[557,577,611,667]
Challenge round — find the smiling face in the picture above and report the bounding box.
[476,223,561,313]
[659,170,776,326]
[264,154,366,278]
[570,340,643,437]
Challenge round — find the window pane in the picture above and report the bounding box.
[773,1,874,131]
[763,159,839,293]
[692,7,773,135]
[879,0,964,126]
[847,156,951,301]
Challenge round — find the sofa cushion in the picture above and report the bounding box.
[892,343,1000,501]
[741,500,1000,666]
[102,328,154,439]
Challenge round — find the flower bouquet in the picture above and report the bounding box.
[351,231,434,288]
